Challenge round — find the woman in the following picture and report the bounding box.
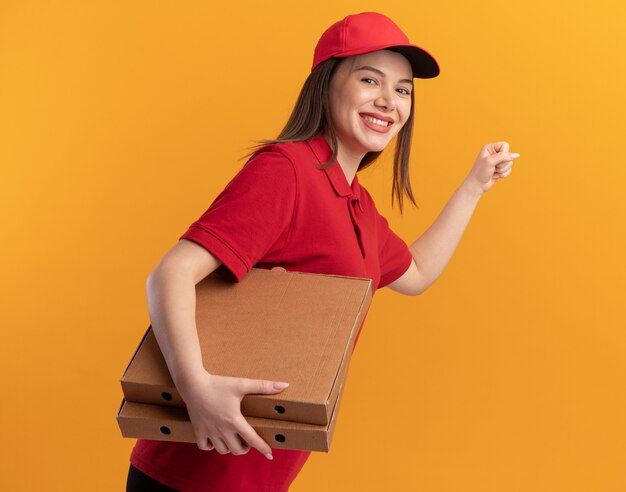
[126,11,520,492]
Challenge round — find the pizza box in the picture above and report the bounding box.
[120,267,372,426]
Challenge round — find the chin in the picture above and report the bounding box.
[365,145,387,153]
[363,138,392,153]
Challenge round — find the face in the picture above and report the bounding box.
[327,49,413,157]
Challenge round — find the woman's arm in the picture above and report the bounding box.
[146,238,288,459]
[146,239,220,390]
[387,142,520,296]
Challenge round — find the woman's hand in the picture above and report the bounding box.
[177,370,290,460]
[464,142,521,194]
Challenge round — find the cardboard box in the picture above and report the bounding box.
[116,351,347,452]
[120,267,372,426]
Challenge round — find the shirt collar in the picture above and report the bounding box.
[306,133,362,203]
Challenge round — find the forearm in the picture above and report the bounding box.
[409,179,483,292]
[146,264,207,391]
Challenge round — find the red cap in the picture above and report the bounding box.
[312,12,440,79]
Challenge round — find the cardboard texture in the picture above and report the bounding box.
[120,267,372,427]
[116,362,347,452]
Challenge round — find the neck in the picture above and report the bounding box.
[322,131,364,187]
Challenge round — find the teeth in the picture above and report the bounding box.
[362,115,390,127]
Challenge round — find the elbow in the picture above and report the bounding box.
[411,278,432,296]
[394,281,426,297]
[387,262,430,296]
[146,264,167,293]
[146,270,155,291]
[146,269,159,299]
[147,254,177,289]
[411,285,426,297]
[147,265,160,288]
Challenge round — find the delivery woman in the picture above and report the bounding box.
[126,11,520,492]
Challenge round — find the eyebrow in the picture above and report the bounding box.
[353,65,413,86]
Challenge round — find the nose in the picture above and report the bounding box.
[374,86,396,111]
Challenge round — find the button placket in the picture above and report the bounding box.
[348,195,365,258]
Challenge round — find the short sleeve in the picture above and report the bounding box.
[179,151,296,282]
[376,212,414,289]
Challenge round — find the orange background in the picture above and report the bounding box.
[1,1,625,491]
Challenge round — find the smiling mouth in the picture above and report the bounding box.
[360,114,393,127]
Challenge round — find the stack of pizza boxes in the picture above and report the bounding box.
[116,267,373,452]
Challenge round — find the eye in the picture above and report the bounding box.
[397,87,412,95]
[361,77,377,85]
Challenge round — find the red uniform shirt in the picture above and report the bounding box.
[130,133,413,492]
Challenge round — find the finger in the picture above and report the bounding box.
[490,152,519,166]
[491,141,510,154]
[221,431,251,456]
[196,436,214,452]
[495,169,512,179]
[192,426,216,451]
[496,162,513,172]
[240,435,251,450]
[498,168,513,177]
[497,163,513,173]
[209,435,231,455]
[235,416,274,459]
[237,433,251,451]
[238,378,289,396]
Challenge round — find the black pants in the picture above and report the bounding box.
[126,464,179,491]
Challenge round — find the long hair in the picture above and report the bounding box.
[243,57,418,213]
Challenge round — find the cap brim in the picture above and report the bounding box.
[387,45,440,79]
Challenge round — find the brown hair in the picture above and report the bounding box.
[243,57,418,213]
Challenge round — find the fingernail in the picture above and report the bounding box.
[273,382,289,390]
[265,453,273,460]
[511,153,520,158]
